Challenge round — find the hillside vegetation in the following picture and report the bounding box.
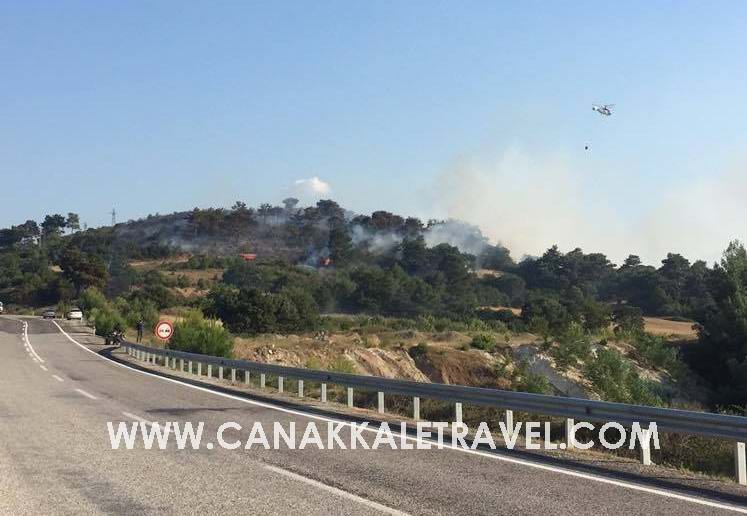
[1,200,746,412]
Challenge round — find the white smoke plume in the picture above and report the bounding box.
[423,219,491,257]
[433,146,747,265]
[350,225,403,254]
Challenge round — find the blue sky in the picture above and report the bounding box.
[2,1,746,263]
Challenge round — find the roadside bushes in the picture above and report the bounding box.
[585,348,661,406]
[89,307,127,337]
[79,287,126,337]
[493,356,553,394]
[206,285,319,334]
[511,360,553,394]
[114,296,159,330]
[169,310,233,358]
[79,287,108,313]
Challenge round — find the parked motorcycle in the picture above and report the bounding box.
[105,328,125,346]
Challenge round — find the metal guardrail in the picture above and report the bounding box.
[122,341,747,483]
[122,341,747,442]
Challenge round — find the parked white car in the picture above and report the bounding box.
[0,301,4,314]
[66,309,83,320]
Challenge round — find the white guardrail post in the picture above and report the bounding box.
[736,442,747,485]
[378,392,385,414]
[566,418,575,449]
[244,370,250,385]
[298,380,304,398]
[231,368,236,383]
[640,429,652,466]
[413,396,420,420]
[455,402,463,424]
[278,376,284,393]
[347,387,354,408]
[321,383,327,403]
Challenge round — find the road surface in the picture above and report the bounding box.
[0,316,745,515]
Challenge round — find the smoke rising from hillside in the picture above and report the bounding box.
[435,147,609,261]
[350,219,490,257]
[434,146,747,265]
[423,220,490,256]
[633,166,747,265]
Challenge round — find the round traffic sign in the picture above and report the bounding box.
[154,320,174,341]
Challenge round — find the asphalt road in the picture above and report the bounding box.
[1,315,745,515]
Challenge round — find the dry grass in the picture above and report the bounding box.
[128,255,190,270]
[483,305,522,316]
[169,268,223,282]
[643,317,698,339]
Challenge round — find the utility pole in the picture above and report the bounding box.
[111,208,116,226]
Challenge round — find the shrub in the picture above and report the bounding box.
[612,305,645,336]
[169,310,233,358]
[89,306,127,337]
[585,348,661,406]
[79,287,108,313]
[79,287,127,336]
[328,357,357,374]
[511,360,553,394]
[115,296,159,330]
[206,285,319,334]
[409,341,429,358]
[551,323,592,371]
[469,333,496,352]
[631,332,682,374]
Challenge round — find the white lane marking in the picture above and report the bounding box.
[52,375,64,382]
[122,412,154,425]
[74,388,98,400]
[39,365,48,371]
[50,320,747,514]
[22,321,45,363]
[264,463,409,516]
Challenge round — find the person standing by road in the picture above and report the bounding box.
[136,319,145,343]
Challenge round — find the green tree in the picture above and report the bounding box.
[66,213,81,233]
[41,214,66,238]
[612,305,645,335]
[690,241,747,404]
[59,247,108,295]
[328,226,353,266]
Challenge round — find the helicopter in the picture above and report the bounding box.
[592,104,614,116]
